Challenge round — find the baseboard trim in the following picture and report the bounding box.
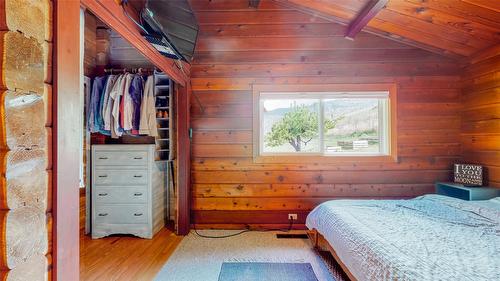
[191,223,307,230]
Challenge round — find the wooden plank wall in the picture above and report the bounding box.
[189,0,463,229]
[461,53,500,187]
[84,11,97,77]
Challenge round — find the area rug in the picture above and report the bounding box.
[154,230,335,281]
[218,262,319,281]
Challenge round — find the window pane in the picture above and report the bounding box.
[262,99,320,153]
[323,98,382,154]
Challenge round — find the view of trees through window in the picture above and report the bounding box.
[263,99,320,153]
[261,94,387,155]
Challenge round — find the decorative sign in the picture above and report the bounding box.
[454,164,483,186]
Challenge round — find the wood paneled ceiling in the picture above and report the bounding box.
[272,0,500,58]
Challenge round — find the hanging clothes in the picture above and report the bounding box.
[139,75,158,137]
[129,74,145,134]
[122,73,135,131]
[88,73,157,139]
[98,74,117,135]
[88,76,108,133]
[110,74,127,138]
[104,74,123,132]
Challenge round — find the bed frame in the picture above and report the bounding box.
[307,229,357,281]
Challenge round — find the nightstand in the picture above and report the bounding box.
[435,182,500,201]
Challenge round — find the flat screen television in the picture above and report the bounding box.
[140,0,199,62]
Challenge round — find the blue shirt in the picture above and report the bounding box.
[129,75,145,131]
[88,76,108,133]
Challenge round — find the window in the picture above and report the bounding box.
[257,88,393,158]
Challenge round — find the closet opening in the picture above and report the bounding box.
[79,8,182,279]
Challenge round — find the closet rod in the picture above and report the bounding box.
[104,67,155,74]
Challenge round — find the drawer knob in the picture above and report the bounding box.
[134,192,143,196]
[134,157,143,160]
[98,157,108,160]
[133,175,143,178]
[98,175,108,178]
[134,213,143,216]
[98,213,108,217]
[98,193,108,196]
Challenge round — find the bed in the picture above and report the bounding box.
[306,194,500,281]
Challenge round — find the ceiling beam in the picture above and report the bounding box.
[82,0,190,86]
[345,0,388,40]
[272,0,462,60]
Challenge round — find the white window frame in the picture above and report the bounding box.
[258,91,391,157]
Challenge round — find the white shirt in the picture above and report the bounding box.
[122,74,135,131]
[104,75,123,131]
[101,74,117,131]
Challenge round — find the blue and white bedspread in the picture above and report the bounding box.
[306,194,500,281]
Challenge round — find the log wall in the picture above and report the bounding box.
[0,0,52,280]
[461,52,500,187]
[189,0,463,229]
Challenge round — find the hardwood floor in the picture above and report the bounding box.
[80,191,183,281]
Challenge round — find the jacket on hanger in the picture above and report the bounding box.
[139,75,158,137]
[97,74,117,135]
[130,74,145,133]
[104,74,123,131]
[122,73,135,131]
[88,76,108,133]
[110,74,128,138]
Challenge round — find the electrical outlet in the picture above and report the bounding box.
[288,213,298,220]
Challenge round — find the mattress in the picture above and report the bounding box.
[306,194,500,281]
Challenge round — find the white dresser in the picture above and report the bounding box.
[91,144,165,239]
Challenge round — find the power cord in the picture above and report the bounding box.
[193,218,294,239]
[194,228,251,239]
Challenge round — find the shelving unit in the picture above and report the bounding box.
[153,70,175,220]
[153,70,174,161]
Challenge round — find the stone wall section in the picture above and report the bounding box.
[1,0,53,280]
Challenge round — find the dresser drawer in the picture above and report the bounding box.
[94,187,148,204]
[94,170,148,186]
[94,150,148,166]
[94,205,148,224]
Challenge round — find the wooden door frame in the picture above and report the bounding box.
[53,0,192,279]
[80,0,192,236]
[175,84,191,235]
[53,1,81,280]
